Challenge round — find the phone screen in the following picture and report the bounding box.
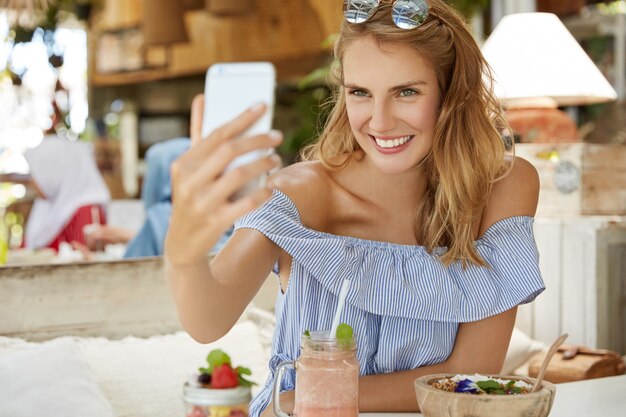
[202,62,276,139]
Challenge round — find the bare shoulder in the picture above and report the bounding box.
[479,157,540,235]
[267,161,333,229]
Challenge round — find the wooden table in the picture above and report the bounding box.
[359,374,626,417]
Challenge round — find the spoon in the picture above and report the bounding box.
[531,333,569,392]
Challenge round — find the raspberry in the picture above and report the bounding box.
[211,364,239,389]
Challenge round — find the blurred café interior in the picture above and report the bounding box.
[0,0,625,415]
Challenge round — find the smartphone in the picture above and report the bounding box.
[202,62,276,199]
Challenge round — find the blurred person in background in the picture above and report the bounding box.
[23,131,110,251]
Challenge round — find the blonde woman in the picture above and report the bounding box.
[165,1,545,415]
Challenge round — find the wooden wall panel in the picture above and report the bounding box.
[520,217,626,354]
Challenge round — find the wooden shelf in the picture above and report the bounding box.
[89,53,330,87]
[90,67,194,87]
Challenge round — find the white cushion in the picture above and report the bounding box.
[76,320,269,417]
[0,338,114,417]
[502,327,547,375]
[0,319,270,417]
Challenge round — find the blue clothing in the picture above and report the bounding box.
[124,138,190,258]
[124,202,172,258]
[234,189,545,417]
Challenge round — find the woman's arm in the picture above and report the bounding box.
[165,95,282,343]
[264,307,517,416]
[359,307,518,411]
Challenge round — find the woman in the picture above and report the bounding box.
[23,135,110,252]
[165,1,545,415]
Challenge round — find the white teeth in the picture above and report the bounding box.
[374,135,412,148]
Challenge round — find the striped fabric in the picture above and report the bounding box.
[234,190,545,416]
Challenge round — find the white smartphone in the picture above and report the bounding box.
[202,62,276,199]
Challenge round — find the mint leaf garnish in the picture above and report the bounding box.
[235,366,256,387]
[235,366,252,375]
[237,374,255,387]
[336,323,353,340]
[206,349,231,374]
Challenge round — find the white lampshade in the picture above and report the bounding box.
[482,12,617,107]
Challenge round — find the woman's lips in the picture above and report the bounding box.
[369,134,415,154]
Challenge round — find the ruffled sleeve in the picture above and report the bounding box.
[235,190,545,323]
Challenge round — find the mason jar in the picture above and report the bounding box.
[183,380,251,417]
[273,330,359,417]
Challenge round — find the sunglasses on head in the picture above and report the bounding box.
[343,0,430,30]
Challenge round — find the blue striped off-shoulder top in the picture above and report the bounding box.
[234,189,545,416]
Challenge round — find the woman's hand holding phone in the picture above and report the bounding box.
[164,95,282,267]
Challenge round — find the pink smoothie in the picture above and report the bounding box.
[295,405,359,417]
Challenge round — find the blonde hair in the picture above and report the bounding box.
[302,0,510,266]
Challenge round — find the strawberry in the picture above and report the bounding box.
[211,364,239,389]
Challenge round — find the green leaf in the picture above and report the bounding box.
[237,374,256,387]
[476,380,502,392]
[303,329,311,337]
[198,367,210,374]
[506,380,515,388]
[298,67,330,90]
[335,323,353,340]
[206,349,231,373]
[235,366,252,376]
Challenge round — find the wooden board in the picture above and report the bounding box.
[516,216,626,354]
[0,257,278,341]
[515,143,626,216]
[596,226,626,353]
[90,0,334,86]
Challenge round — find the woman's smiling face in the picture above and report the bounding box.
[342,36,441,175]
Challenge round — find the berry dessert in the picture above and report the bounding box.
[183,349,255,417]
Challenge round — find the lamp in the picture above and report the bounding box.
[482,12,617,143]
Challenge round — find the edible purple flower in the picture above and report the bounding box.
[454,378,480,393]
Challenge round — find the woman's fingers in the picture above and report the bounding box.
[189,95,204,147]
[209,102,267,144]
[189,100,267,151]
[198,152,282,206]
[182,100,269,171]
[185,130,282,185]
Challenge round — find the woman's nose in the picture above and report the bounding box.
[368,100,395,133]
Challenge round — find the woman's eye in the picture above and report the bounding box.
[348,89,368,97]
[399,89,419,97]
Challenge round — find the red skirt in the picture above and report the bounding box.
[46,204,107,251]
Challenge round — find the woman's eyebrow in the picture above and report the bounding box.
[342,81,428,91]
[389,81,428,91]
